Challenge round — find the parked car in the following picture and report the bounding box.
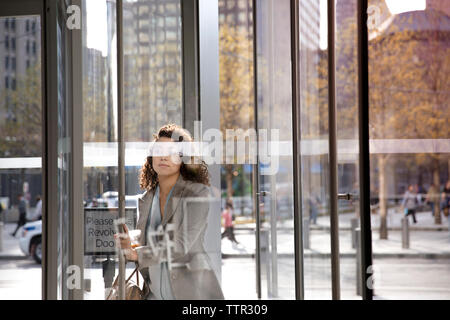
[19,220,42,264]
[113,195,139,209]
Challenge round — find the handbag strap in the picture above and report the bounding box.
[126,267,139,286]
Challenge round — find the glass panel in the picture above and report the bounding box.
[218,0,258,299]
[0,15,42,299]
[255,0,295,299]
[56,1,70,299]
[299,0,333,299]
[123,0,182,134]
[335,0,362,299]
[123,0,189,301]
[368,0,450,299]
[82,0,119,300]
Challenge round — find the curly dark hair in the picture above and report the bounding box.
[139,124,210,191]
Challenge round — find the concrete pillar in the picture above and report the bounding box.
[402,217,409,249]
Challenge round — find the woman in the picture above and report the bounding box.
[116,124,224,300]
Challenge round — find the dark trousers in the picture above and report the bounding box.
[405,209,417,223]
[12,213,27,236]
[309,207,318,224]
[221,226,239,244]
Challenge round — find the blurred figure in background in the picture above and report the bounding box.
[308,194,319,225]
[425,184,440,218]
[402,185,418,224]
[441,180,450,217]
[11,194,27,237]
[221,199,239,244]
[32,195,42,221]
[415,184,426,205]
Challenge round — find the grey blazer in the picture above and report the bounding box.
[135,174,224,300]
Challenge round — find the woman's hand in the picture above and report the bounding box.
[114,224,138,261]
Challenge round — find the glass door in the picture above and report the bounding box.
[254,0,372,300]
[254,0,296,299]
[335,0,363,299]
[0,0,44,300]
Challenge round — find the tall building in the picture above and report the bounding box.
[0,16,40,124]
[83,46,108,141]
[300,0,321,50]
[298,0,321,138]
[336,0,356,27]
[219,0,253,33]
[122,0,183,141]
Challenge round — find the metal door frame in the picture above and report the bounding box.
[356,0,373,300]
[114,0,223,299]
[289,0,373,300]
[44,0,84,300]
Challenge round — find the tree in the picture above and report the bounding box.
[219,23,255,202]
[369,9,450,232]
[0,62,42,157]
[311,8,450,238]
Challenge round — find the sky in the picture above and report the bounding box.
[86,0,108,56]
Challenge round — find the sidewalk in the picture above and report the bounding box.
[0,222,27,259]
[222,210,450,259]
[1,210,449,260]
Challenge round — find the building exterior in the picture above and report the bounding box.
[0,0,448,302]
[427,0,450,17]
[122,0,182,141]
[0,16,40,124]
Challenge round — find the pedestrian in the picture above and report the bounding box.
[221,199,239,244]
[425,184,440,217]
[441,180,450,217]
[401,185,417,224]
[309,195,319,225]
[11,194,28,237]
[414,183,425,206]
[32,195,42,221]
[88,198,99,208]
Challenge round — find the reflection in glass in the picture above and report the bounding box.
[0,16,42,300]
[335,0,362,299]
[299,0,332,300]
[82,0,119,300]
[218,0,257,299]
[368,0,450,299]
[125,125,224,300]
[256,0,295,299]
[122,0,183,205]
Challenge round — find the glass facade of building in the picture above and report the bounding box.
[0,0,449,300]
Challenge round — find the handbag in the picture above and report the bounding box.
[106,267,144,300]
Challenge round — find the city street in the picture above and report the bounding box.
[1,210,449,299]
[0,259,41,300]
[221,257,450,300]
[1,256,450,300]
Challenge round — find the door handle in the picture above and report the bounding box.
[256,191,270,197]
[338,193,353,200]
